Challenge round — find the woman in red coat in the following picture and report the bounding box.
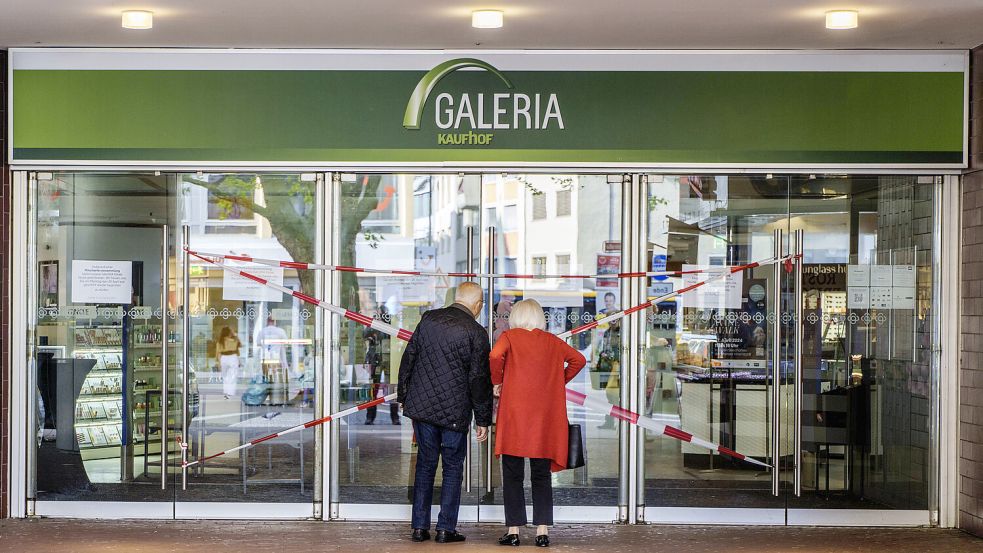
[489,299,586,548]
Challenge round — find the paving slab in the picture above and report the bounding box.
[1,519,981,553]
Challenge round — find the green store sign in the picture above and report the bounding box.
[11,57,966,165]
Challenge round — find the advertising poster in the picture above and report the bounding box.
[596,254,620,288]
[712,279,768,369]
[651,253,667,287]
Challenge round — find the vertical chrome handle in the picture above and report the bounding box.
[485,226,497,495]
[181,225,190,490]
[771,229,783,497]
[160,225,169,490]
[793,229,804,497]
[464,225,474,493]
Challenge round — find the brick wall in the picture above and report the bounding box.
[960,45,983,536]
[1,48,9,519]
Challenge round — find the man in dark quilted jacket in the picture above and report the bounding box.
[397,282,493,543]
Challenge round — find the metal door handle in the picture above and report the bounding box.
[464,225,474,493]
[181,225,190,490]
[771,229,783,497]
[161,225,169,490]
[485,226,497,495]
[793,229,804,497]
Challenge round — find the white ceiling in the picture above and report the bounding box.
[1,0,982,50]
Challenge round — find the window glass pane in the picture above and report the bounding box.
[336,174,480,504]
[487,173,622,508]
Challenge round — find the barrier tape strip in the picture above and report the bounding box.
[183,249,797,469]
[188,249,718,281]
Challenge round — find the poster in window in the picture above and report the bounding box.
[596,254,620,288]
[39,261,58,307]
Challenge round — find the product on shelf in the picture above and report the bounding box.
[89,426,109,446]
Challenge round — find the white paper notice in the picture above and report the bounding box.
[892,265,916,288]
[892,287,916,310]
[870,265,893,287]
[847,287,870,309]
[682,265,741,309]
[376,275,436,304]
[870,287,893,309]
[222,265,284,302]
[71,260,133,304]
[847,265,871,287]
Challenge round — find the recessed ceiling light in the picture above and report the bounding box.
[122,10,153,30]
[472,10,504,29]
[825,10,858,30]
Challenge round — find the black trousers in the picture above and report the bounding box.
[501,455,553,527]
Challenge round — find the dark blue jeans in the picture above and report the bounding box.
[411,420,469,532]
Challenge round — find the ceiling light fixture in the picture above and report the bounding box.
[472,10,504,29]
[122,10,154,30]
[825,10,858,30]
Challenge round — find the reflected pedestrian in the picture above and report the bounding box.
[215,326,242,400]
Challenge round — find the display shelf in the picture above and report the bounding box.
[73,324,126,455]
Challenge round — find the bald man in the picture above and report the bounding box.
[397,282,493,543]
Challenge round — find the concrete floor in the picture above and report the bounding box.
[0,520,981,553]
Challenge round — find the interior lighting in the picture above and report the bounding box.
[122,10,153,30]
[825,10,858,30]
[472,10,504,29]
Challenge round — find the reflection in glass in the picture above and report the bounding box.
[336,174,479,504]
[182,173,317,502]
[484,174,622,508]
[34,173,173,502]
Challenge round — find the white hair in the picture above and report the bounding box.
[509,299,547,330]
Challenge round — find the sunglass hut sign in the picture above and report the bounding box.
[402,58,564,146]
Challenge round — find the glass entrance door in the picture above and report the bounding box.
[173,173,320,517]
[32,172,177,516]
[783,175,935,525]
[332,173,483,521]
[639,174,937,525]
[478,173,625,523]
[641,174,791,523]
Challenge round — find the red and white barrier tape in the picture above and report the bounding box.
[188,249,718,281]
[184,395,392,468]
[183,249,796,469]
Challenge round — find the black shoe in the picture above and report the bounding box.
[411,529,431,542]
[391,419,401,425]
[435,530,466,543]
[498,533,520,546]
[364,420,374,425]
[535,535,550,547]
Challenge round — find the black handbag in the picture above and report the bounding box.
[566,423,586,469]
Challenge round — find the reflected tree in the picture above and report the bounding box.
[187,174,382,310]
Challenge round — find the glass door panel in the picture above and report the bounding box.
[33,172,174,507]
[176,173,318,507]
[786,175,935,519]
[642,175,790,514]
[333,174,481,516]
[479,173,623,521]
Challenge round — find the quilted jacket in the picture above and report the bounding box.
[397,303,494,432]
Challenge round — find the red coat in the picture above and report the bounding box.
[490,329,587,472]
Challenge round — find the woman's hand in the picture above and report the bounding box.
[493,384,502,397]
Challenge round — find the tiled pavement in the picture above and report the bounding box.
[0,520,982,553]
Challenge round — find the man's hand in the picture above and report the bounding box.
[493,384,502,397]
[475,426,489,442]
